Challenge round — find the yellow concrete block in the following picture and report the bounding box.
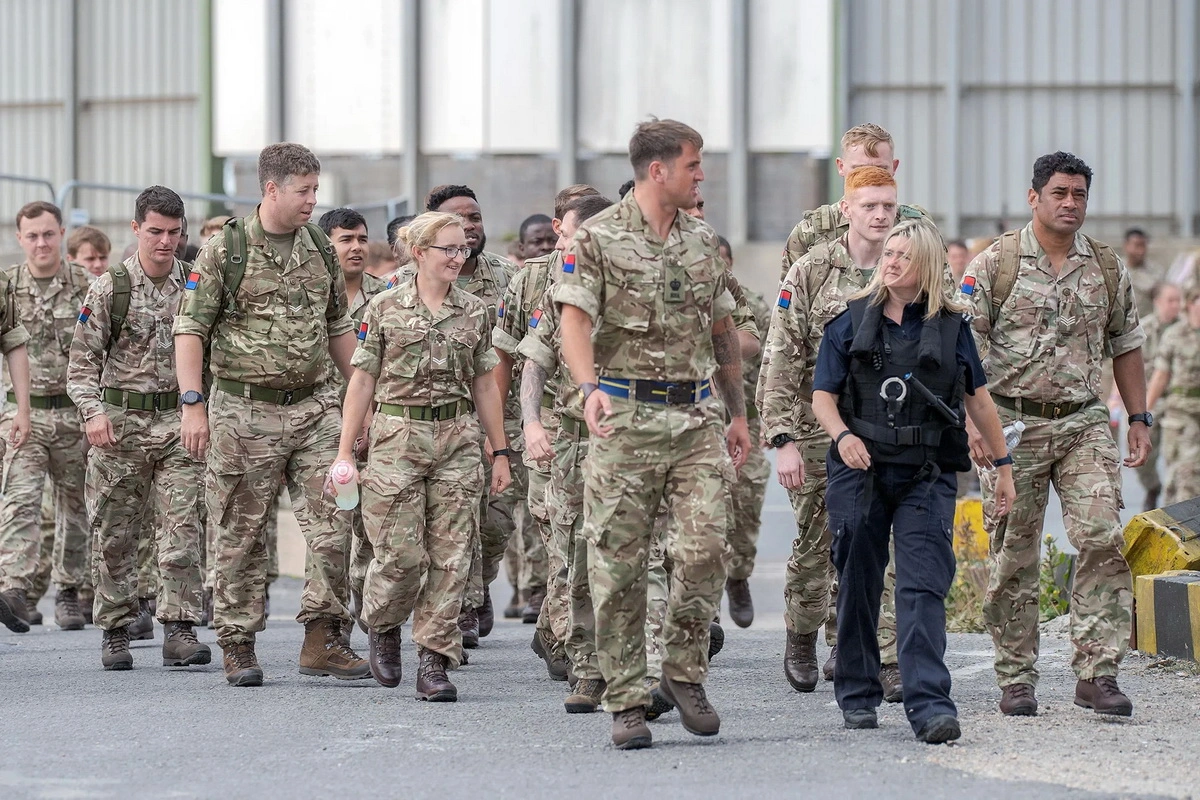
[1134,570,1200,662]
[953,497,989,562]
[1121,504,1200,579]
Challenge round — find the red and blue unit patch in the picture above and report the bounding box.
[960,275,976,296]
[357,322,368,341]
[562,253,575,274]
[386,274,398,289]
[778,289,792,309]
[497,299,505,318]
[529,308,543,328]
[185,271,200,290]
[78,306,91,323]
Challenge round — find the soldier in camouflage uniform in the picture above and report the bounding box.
[318,207,388,630]
[1130,282,1180,510]
[963,152,1149,718]
[66,186,211,670]
[173,143,368,687]
[424,185,521,645]
[555,120,748,749]
[337,211,510,701]
[0,201,90,633]
[758,167,904,699]
[0,241,32,634]
[1146,286,1200,505]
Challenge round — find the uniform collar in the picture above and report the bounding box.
[1019,221,1093,260]
[616,189,695,246]
[124,254,187,292]
[18,258,75,297]
[394,271,468,317]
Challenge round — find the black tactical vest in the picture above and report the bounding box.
[836,297,970,472]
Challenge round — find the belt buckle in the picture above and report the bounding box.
[1052,403,1062,419]
[431,404,443,421]
[665,384,689,404]
[152,394,161,411]
[281,389,294,405]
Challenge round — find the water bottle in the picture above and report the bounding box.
[1003,419,1025,451]
[330,460,359,510]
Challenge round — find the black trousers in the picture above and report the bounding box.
[825,456,958,733]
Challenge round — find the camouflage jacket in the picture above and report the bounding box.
[0,271,30,358]
[779,199,929,282]
[757,235,873,440]
[67,256,188,421]
[1154,322,1200,414]
[349,272,389,323]
[494,251,562,401]
[172,207,354,390]
[4,259,90,396]
[742,287,771,414]
[961,222,1145,404]
[1141,313,1177,368]
[517,282,582,421]
[553,191,735,382]
[351,272,498,406]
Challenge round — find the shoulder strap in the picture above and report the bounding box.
[221,217,248,303]
[305,222,339,279]
[1083,234,1121,310]
[991,230,1022,318]
[802,240,836,301]
[107,262,131,352]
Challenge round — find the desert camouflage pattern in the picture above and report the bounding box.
[964,223,1140,685]
[1155,322,1200,504]
[728,288,771,581]
[67,254,203,628]
[1137,313,1177,500]
[553,192,735,712]
[778,201,931,282]
[644,504,670,681]
[172,208,354,389]
[349,272,389,323]
[1127,261,1167,319]
[0,260,90,594]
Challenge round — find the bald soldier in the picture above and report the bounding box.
[174,142,368,686]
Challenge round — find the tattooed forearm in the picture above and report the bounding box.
[712,317,746,417]
[521,359,549,426]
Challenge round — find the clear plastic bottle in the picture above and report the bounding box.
[1003,419,1025,451]
[330,460,359,510]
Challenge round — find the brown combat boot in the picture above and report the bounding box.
[611,707,652,749]
[223,641,263,686]
[784,630,819,692]
[822,645,838,681]
[1075,676,1133,717]
[54,588,86,631]
[101,626,133,670]
[708,620,725,660]
[478,591,495,637]
[645,678,675,721]
[128,598,154,640]
[79,587,95,625]
[658,676,720,737]
[999,682,1038,716]
[564,678,607,714]
[162,622,212,667]
[530,628,569,681]
[299,619,371,679]
[415,646,457,702]
[521,586,545,624]
[25,597,43,626]
[503,588,523,619]
[203,589,214,629]
[368,627,403,688]
[0,588,31,633]
[880,664,904,703]
[458,606,480,648]
[725,578,754,628]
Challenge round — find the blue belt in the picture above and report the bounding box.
[598,377,712,405]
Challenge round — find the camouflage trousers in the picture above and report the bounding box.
[360,414,483,666]
[531,408,566,653]
[87,407,205,629]
[644,504,670,681]
[550,423,598,679]
[29,485,59,604]
[466,446,528,610]
[1135,411,1164,500]
[206,388,352,647]
[981,404,1132,686]
[1161,405,1200,505]
[728,416,770,580]
[0,406,89,593]
[209,486,279,592]
[785,406,897,664]
[584,396,732,713]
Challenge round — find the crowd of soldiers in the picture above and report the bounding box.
[0,114,1180,751]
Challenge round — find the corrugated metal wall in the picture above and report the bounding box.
[843,0,1198,239]
[0,0,207,253]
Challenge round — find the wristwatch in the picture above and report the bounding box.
[181,390,205,406]
[1128,412,1154,428]
[492,448,513,459]
[578,381,598,402]
[769,433,795,448]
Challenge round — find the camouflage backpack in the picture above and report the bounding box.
[219,217,339,308]
[520,252,557,316]
[989,229,1120,321]
[795,202,928,288]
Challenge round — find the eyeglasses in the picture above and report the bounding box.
[428,245,471,259]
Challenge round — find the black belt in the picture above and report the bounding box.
[7,392,74,410]
[215,378,316,406]
[992,394,1089,420]
[102,388,179,411]
[598,377,712,405]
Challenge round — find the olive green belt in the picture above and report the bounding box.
[376,399,474,421]
[992,394,1090,420]
[215,378,316,406]
[7,391,74,410]
[559,415,589,440]
[746,405,759,421]
[1170,387,1200,398]
[541,391,555,409]
[101,388,179,411]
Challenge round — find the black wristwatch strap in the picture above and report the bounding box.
[835,430,853,447]
[492,448,513,459]
[579,382,598,399]
[993,454,1014,467]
